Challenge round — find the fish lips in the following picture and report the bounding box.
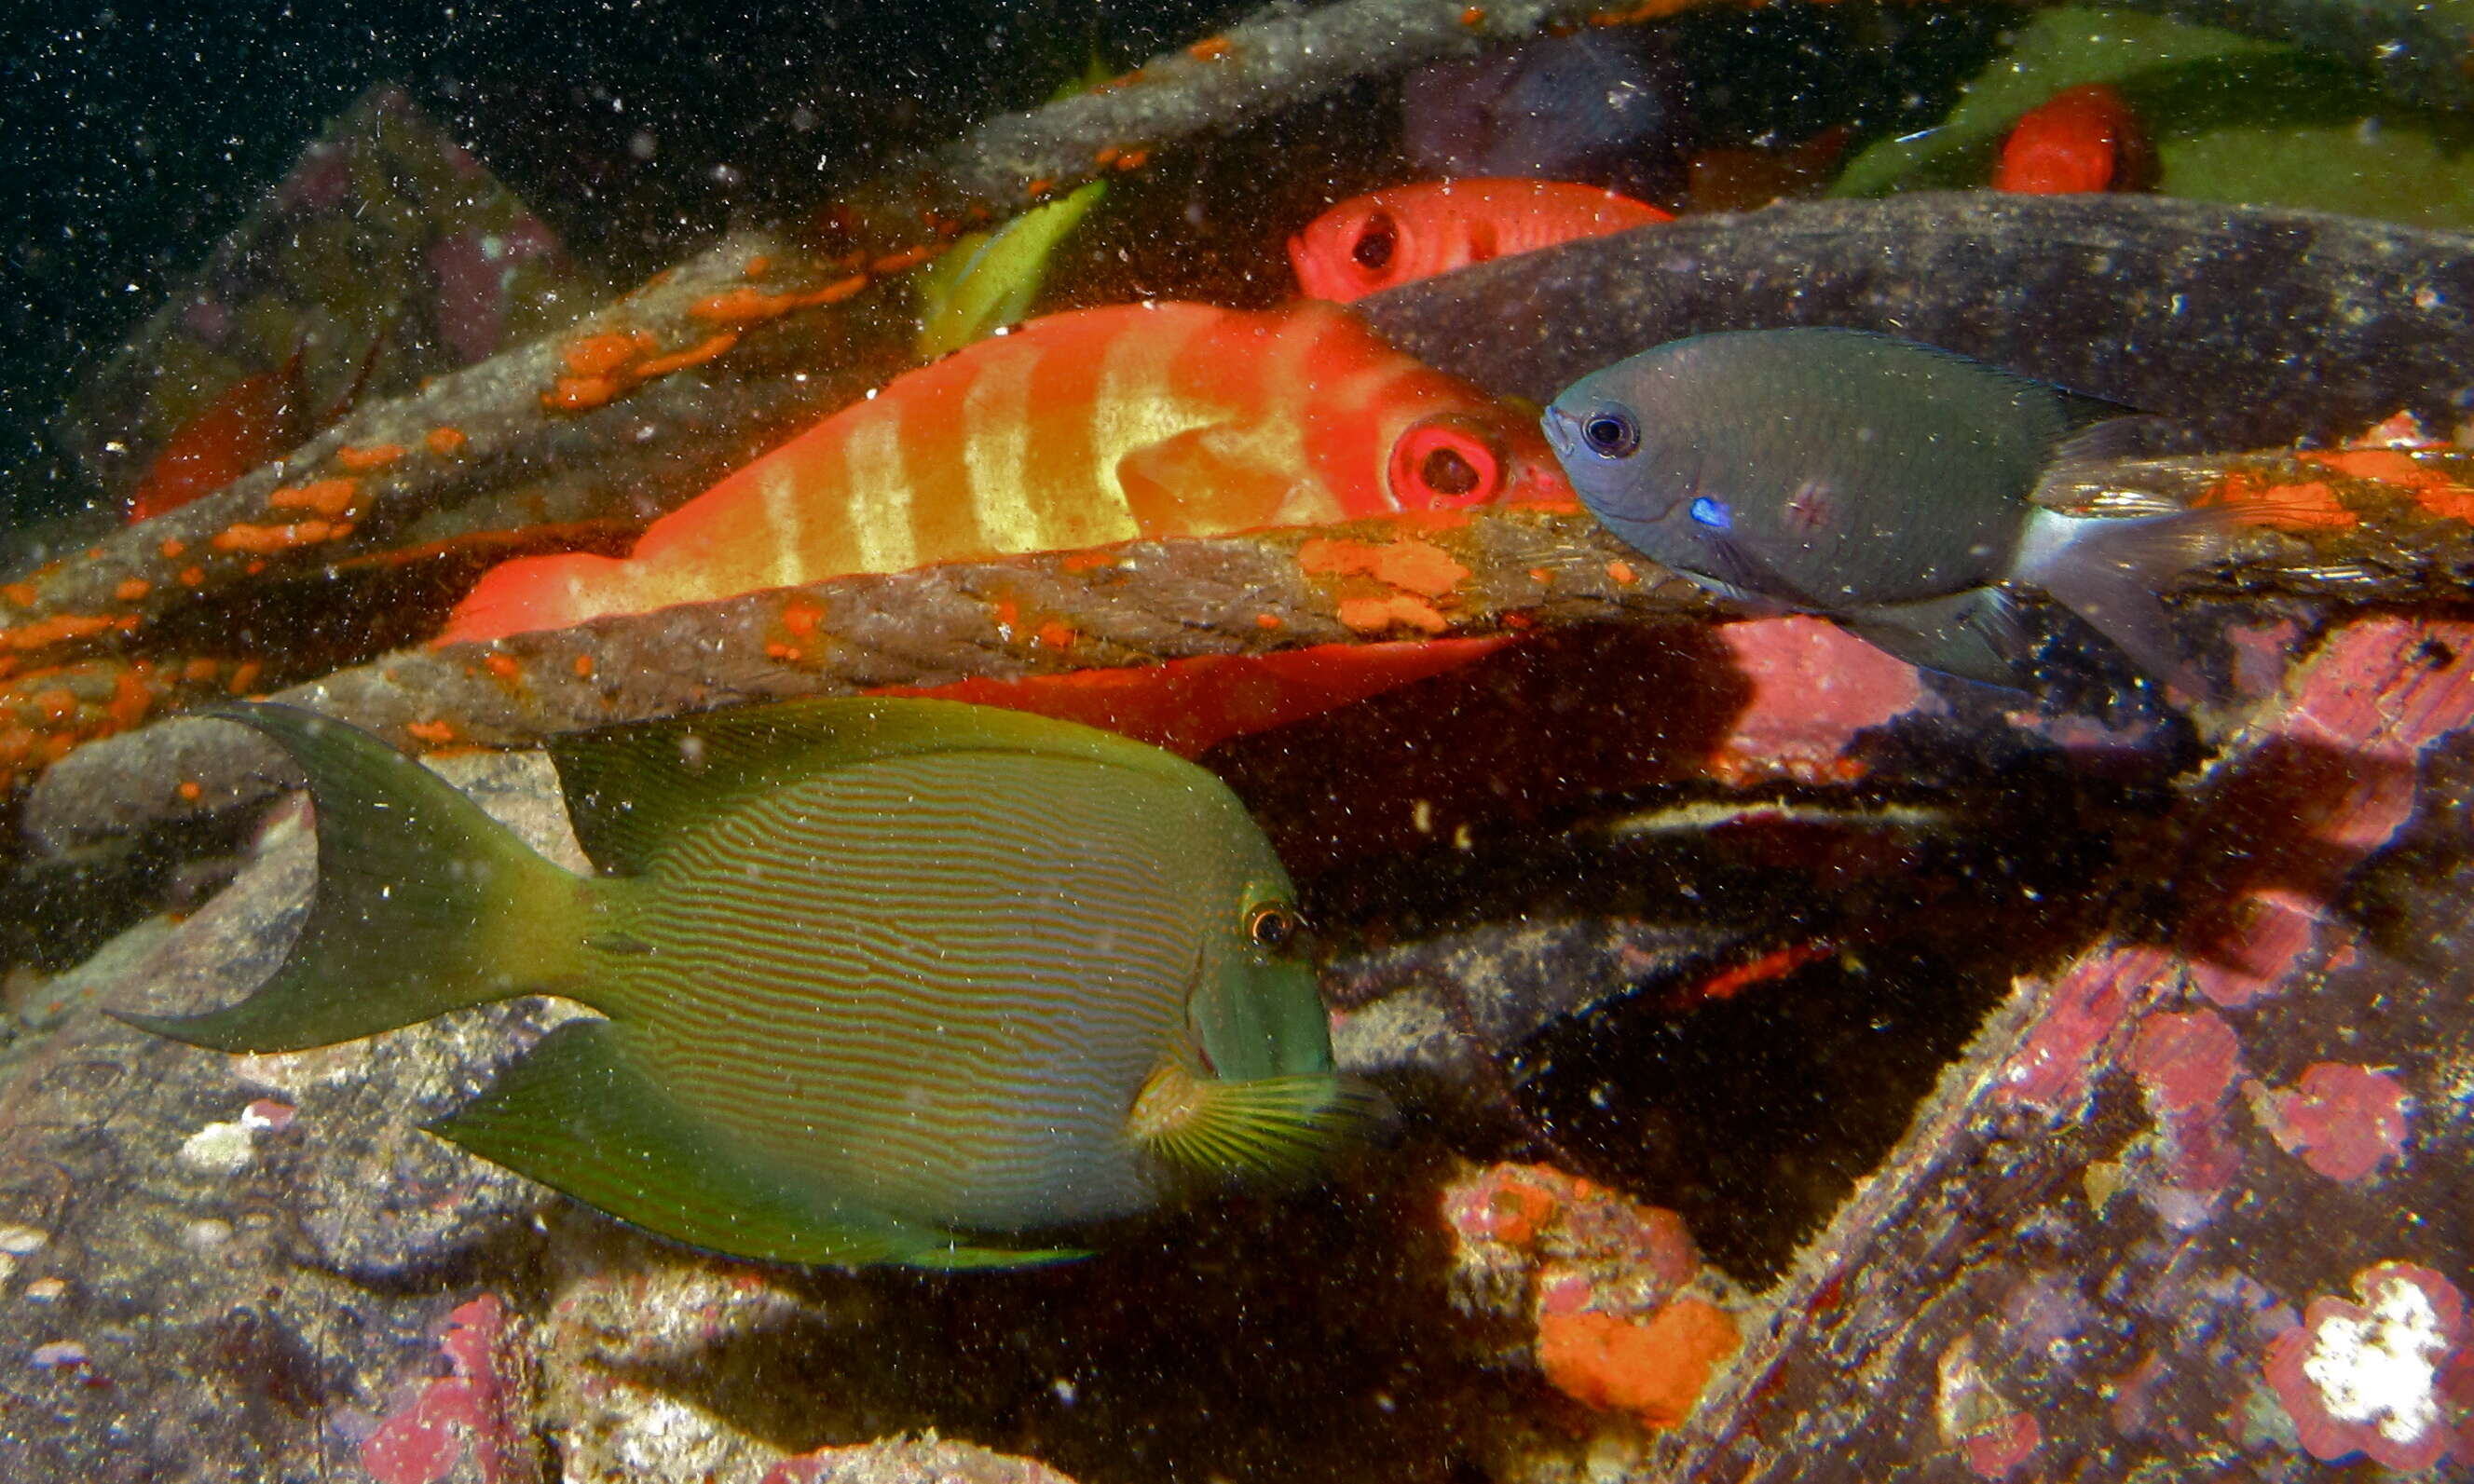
[1539,403,1584,462]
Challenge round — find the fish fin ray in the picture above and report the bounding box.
[1836,588,2031,688]
[1131,1069,1372,1186]
[430,1020,1051,1269]
[551,697,1206,877]
[2016,506,2235,698]
[118,704,591,1054]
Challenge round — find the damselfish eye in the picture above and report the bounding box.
[1582,411,1640,457]
[1351,210,1398,272]
[1246,902,1302,951]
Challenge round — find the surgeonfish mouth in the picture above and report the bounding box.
[119,697,1354,1271]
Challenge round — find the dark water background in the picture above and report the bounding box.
[0,0,1256,524]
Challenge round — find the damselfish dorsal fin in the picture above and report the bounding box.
[429,1020,1087,1269]
[549,697,1206,878]
[118,703,595,1053]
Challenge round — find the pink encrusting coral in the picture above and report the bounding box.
[2264,1262,2469,1471]
[2256,1062,2412,1182]
[359,1294,526,1484]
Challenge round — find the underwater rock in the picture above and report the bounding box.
[1440,1161,1745,1429]
[1358,193,2474,449]
[1640,611,2474,1480]
[760,1436,1083,1484]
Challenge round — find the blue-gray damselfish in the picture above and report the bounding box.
[1542,328,2229,691]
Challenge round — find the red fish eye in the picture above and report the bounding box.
[1351,210,1398,273]
[1389,417,1504,510]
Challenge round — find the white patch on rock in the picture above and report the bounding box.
[176,1120,256,1174]
[2302,1273,2446,1445]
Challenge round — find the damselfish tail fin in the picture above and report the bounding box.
[2015,504,2237,700]
[119,703,595,1054]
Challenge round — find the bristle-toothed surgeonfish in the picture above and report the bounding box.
[125,698,1360,1269]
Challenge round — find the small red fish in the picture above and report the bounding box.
[1992,85,2153,196]
[880,638,1512,758]
[126,334,387,524]
[126,355,307,524]
[1288,179,1672,303]
[440,299,1569,645]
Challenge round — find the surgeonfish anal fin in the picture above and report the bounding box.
[1128,1067,1372,1187]
[2016,505,2235,701]
[117,703,595,1054]
[550,697,1199,878]
[1115,422,1312,536]
[1836,587,2032,689]
[428,1020,1084,1270]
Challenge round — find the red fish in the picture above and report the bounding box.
[1288,179,1672,303]
[1993,85,2153,196]
[126,334,387,524]
[126,355,308,524]
[440,299,1569,645]
[881,638,1512,758]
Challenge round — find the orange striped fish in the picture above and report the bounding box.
[1288,179,1672,304]
[439,300,1568,644]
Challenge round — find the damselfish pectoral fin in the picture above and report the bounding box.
[1128,1065,1372,1187]
[1836,588,2031,689]
[430,1020,1083,1270]
[1115,424,1321,537]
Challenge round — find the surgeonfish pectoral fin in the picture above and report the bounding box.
[431,1020,1069,1269]
[2015,505,2236,701]
[1128,1066,1373,1187]
[116,703,595,1055]
[1837,588,2033,689]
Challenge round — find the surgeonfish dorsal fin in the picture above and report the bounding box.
[428,1020,1087,1269]
[116,703,595,1053]
[549,697,1210,878]
[1128,1065,1370,1185]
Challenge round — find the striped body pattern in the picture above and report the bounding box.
[1288,179,1672,303]
[127,699,1353,1268]
[603,749,1241,1230]
[441,300,1564,644]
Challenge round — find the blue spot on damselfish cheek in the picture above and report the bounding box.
[1688,496,1731,530]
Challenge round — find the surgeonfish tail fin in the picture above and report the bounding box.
[117,703,595,1054]
[2016,504,2238,700]
[1128,1067,1376,1187]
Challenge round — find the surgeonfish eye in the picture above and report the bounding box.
[1389,415,1505,510]
[1581,409,1640,458]
[1245,901,1303,952]
[1351,210,1399,274]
